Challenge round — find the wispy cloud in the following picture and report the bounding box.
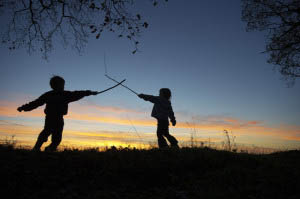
[0,99,300,148]
[75,101,142,114]
[0,100,44,117]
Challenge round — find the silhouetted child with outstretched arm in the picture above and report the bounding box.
[17,76,98,152]
[138,88,179,148]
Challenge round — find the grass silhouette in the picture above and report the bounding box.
[0,143,299,199]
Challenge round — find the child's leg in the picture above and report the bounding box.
[160,120,178,147]
[157,120,169,148]
[33,129,51,151]
[45,117,64,152]
[32,117,52,151]
[165,134,178,147]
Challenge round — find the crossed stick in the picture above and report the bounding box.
[103,53,138,96]
[96,79,126,94]
[105,75,138,95]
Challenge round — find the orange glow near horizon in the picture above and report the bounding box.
[0,100,300,150]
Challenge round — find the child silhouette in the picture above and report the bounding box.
[138,88,179,148]
[17,76,98,151]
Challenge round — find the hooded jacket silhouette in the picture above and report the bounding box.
[138,88,178,148]
[138,94,176,123]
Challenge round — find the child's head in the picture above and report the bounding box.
[50,76,65,91]
[159,88,172,100]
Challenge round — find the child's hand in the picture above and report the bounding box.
[87,90,99,95]
[90,91,99,95]
[17,107,23,112]
[171,120,176,126]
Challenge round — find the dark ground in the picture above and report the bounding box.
[0,145,299,199]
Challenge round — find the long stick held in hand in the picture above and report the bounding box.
[105,75,138,95]
[103,53,138,96]
[96,79,126,94]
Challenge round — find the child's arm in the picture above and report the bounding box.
[138,94,159,104]
[17,95,46,112]
[169,105,176,126]
[66,90,98,103]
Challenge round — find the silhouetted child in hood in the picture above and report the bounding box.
[17,76,98,151]
[138,88,179,148]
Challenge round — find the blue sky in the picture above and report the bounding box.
[0,0,299,150]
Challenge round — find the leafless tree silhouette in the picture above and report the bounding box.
[0,0,167,59]
[242,0,300,84]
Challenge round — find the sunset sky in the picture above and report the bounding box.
[0,0,299,151]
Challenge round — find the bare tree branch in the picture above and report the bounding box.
[0,0,168,59]
[242,0,300,85]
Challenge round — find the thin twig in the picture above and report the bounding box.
[125,114,142,141]
[105,75,138,95]
[103,54,138,95]
[96,79,126,94]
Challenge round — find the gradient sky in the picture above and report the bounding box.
[0,0,299,151]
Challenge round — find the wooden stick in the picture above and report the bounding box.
[96,79,126,94]
[105,75,139,95]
